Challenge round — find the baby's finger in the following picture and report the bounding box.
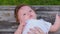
[27,32,32,34]
[56,12,60,16]
[56,12,60,18]
[29,28,36,34]
[30,28,43,34]
[34,27,44,34]
[55,14,60,20]
[20,22,26,27]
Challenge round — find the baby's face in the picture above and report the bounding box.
[18,6,37,22]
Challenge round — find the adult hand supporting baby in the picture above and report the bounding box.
[27,27,44,34]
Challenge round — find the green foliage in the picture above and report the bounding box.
[0,0,60,5]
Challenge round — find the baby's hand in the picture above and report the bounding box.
[20,21,26,27]
[50,14,60,32]
[55,14,60,23]
[27,27,44,34]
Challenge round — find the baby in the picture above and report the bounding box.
[14,5,60,34]
[22,19,52,34]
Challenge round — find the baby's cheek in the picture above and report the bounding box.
[21,16,26,20]
[20,16,25,20]
[25,16,30,20]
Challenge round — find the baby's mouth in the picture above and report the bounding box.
[29,15,34,19]
[30,15,32,17]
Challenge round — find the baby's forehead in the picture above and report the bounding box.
[18,6,31,13]
[21,6,31,10]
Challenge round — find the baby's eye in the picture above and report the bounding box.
[23,14,26,16]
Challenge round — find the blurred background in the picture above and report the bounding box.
[0,0,60,5]
[0,0,60,34]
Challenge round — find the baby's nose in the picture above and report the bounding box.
[28,12,31,15]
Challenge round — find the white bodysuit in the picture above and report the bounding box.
[22,19,52,34]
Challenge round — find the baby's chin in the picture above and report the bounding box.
[30,17,37,19]
[25,17,37,21]
[29,18,35,19]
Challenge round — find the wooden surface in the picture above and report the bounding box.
[0,6,60,34]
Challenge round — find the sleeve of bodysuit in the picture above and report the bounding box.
[43,19,52,32]
[40,19,52,32]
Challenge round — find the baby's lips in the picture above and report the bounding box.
[29,15,33,18]
[30,15,32,17]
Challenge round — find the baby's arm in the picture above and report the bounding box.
[14,22,26,34]
[50,14,60,32]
